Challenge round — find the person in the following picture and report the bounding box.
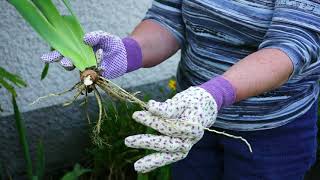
[41,0,320,179]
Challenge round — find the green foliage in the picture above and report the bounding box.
[12,95,33,179]
[35,140,45,180]
[8,0,97,71]
[61,164,91,180]
[13,96,46,180]
[88,99,147,179]
[0,67,26,99]
[41,63,50,80]
[0,66,45,180]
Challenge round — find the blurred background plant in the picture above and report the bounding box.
[0,66,46,180]
[0,67,27,111]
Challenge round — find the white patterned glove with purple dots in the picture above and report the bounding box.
[125,87,218,173]
[125,76,237,173]
[41,31,142,79]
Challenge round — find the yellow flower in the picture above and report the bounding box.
[168,80,176,91]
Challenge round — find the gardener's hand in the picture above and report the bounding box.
[125,87,218,173]
[40,31,142,79]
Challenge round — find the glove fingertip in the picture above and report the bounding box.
[134,160,149,173]
[41,50,62,63]
[146,100,157,108]
[83,32,101,46]
[132,111,149,120]
[146,100,163,113]
[60,58,75,71]
[124,135,139,147]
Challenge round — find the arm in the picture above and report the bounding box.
[223,48,293,102]
[130,20,180,68]
[225,0,320,102]
[129,0,184,68]
[203,0,320,107]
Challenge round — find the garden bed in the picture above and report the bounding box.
[0,78,174,179]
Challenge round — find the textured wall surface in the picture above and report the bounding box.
[0,0,180,177]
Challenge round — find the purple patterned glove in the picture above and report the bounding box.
[41,31,143,79]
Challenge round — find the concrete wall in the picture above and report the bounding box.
[0,0,180,177]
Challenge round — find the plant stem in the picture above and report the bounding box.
[12,95,33,179]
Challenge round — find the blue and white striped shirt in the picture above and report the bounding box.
[144,0,320,131]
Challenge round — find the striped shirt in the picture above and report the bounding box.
[144,0,320,131]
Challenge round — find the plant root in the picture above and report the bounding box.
[30,82,82,105]
[205,128,253,153]
[96,77,146,108]
[92,86,103,135]
[84,88,91,124]
[63,84,86,106]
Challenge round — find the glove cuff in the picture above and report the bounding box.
[122,37,143,72]
[199,76,236,110]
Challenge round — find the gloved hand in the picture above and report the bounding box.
[41,31,142,79]
[125,76,236,173]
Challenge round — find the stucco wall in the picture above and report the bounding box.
[0,0,180,177]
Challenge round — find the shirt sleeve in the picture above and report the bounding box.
[144,0,185,45]
[259,0,320,81]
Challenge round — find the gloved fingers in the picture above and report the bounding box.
[132,111,204,139]
[83,30,106,46]
[147,99,180,118]
[134,152,187,173]
[83,31,122,55]
[41,51,75,71]
[83,30,117,47]
[60,57,75,71]
[125,134,193,153]
[95,49,103,65]
[41,50,63,63]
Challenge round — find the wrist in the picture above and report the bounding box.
[122,37,143,72]
[199,76,236,110]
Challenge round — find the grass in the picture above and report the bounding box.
[87,98,147,179]
[78,83,176,180]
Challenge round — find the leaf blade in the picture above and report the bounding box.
[0,77,17,97]
[0,67,26,87]
[12,95,33,180]
[40,63,49,80]
[35,140,45,179]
